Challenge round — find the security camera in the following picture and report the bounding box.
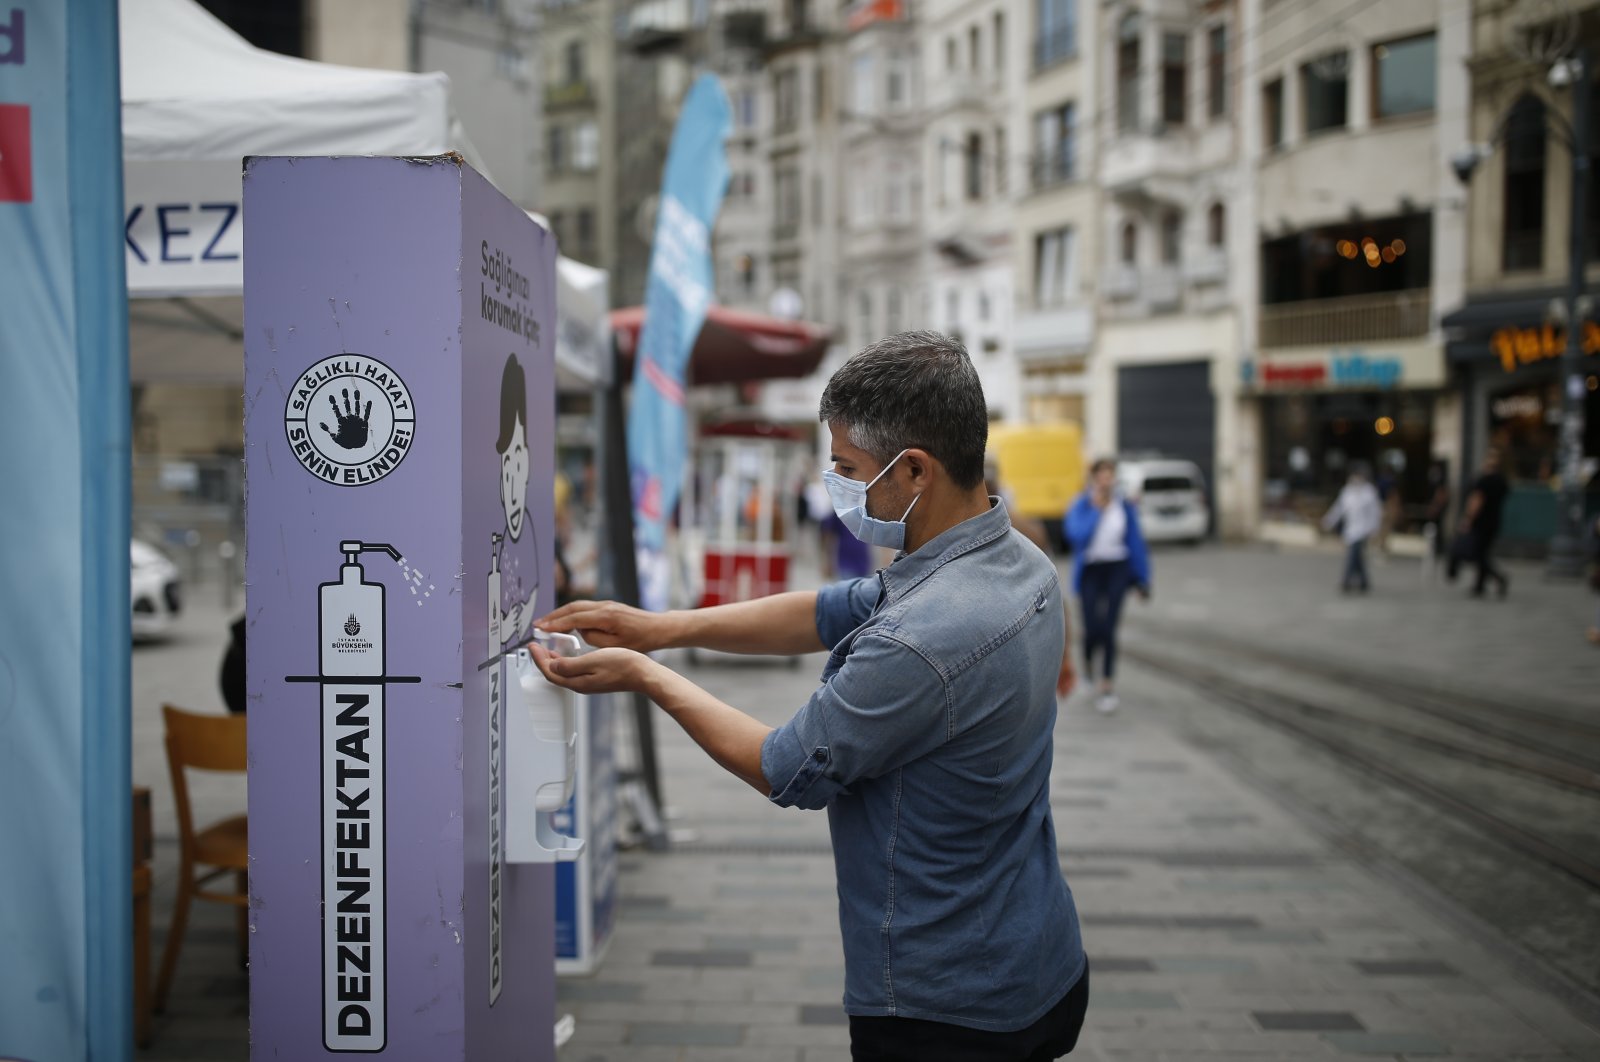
[1451,143,1491,185]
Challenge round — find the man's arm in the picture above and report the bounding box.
[537,591,825,655]
[530,645,772,794]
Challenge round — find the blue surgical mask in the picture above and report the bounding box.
[822,449,922,550]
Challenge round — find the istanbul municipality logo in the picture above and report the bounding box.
[285,354,415,487]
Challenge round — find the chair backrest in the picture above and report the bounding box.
[162,705,246,861]
[162,704,247,773]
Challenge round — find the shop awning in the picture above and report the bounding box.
[611,305,832,385]
[1440,286,1598,363]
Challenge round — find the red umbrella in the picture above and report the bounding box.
[611,304,832,386]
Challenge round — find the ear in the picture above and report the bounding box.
[902,449,935,486]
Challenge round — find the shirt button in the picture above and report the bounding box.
[813,749,827,762]
[1034,593,1047,611]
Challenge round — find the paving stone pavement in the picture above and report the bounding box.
[131,544,1600,1060]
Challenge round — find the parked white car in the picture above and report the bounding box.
[131,539,182,640]
[1119,457,1209,544]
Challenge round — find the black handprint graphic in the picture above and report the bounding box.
[320,388,372,450]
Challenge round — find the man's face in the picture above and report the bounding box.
[501,416,529,540]
[828,424,907,522]
[1092,466,1117,492]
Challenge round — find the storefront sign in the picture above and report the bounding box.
[1247,350,1411,390]
[1490,321,1600,373]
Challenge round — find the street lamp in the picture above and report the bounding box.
[1453,47,1593,578]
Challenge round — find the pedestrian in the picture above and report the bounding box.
[819,504,872,581]
[1587,514,1600,646]
[532,331,1089,1061]
[1422,459,1451,580]
[1064,457,1152,715]
[1448,448,1510,599]
[1322,463,1383,593]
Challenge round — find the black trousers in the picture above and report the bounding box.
[849,963,1090,1062]
[1080,560,1132,681]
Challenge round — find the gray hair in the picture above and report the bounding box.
[818,330,989,490]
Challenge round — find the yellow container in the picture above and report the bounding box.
[989,422,1086,523]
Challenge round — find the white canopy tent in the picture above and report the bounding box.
[120,0,609,388]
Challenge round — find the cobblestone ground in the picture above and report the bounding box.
[133,543,1600,1060]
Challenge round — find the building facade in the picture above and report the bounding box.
[1088,0,1250,533]
[1243,0,1469,541]
[1442,0,1600,553]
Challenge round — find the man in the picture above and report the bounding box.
[531,332,1089,1061]
[1321,463,1383,595]
[1450,449,1510,599]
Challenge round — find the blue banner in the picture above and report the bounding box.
[627,74,731,610]
[0,2,132,1059]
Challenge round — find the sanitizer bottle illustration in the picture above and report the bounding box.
[316,540,403,1053]
[487,532,504,1006]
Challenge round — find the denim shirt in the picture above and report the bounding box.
[760,500,1085,1031]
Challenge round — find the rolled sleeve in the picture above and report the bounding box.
[761,632,947,810]
[814,576,879,650]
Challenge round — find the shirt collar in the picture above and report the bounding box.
[880,496,1013,604]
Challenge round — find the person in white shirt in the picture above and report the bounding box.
[1321,464,1384,594]
[1064,459,1152,714]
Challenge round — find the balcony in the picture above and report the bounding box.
[545,79,595,111]
[1103,266,1139,300]
[1259,290,1432,349]
[1146,267,1182,311]
[1032,27,1077,73]
[1183,247,1227,287]
[1100,132,1196,203]
[1029,151,1078,194]
[1014,304,1093,363]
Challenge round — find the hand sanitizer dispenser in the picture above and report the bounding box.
[504,633,585,863]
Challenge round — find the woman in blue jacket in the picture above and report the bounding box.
[1064,458,1151,714]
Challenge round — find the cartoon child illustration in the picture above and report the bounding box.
[491,353,539,649]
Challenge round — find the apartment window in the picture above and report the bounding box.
[576,207,594,252]
[887,51,907,107]
[969,25,981,73]
[1263,77,1284,149]
[738,88,757,129]
[774,68,800,133]
[1161,210,1182,264]
[1161,32,1187,127]
[1207,25,1227,119]
[854,176,876,225]
[1302,53,1349,135]
[812,174,824,229]
[946,290,960,327]
[858,290,875,345]
[1208,202,1226,247]
[547,124,566,174]
[548,210,565,246]
[1034,102,1076,187]
[1035,226,1077,306]
[947,36,958,71]
[564,40,585,85]
[1502,95,1546,272]
[737,253,756,296]
[966,132,984,200]
[814,65,828,120]
[1372,33,1436,119]
[1117,14,1141,134]
[775,166,801,230]
[887,288,903,334]
[994,12,1005,73]
[573,120,598,172]
[1034,0,1077,70]
[978,290,992,321]
[1120,221,1138,265]
[854,53,876,114]
[995,125,1008,195]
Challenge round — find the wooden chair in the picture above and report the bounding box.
[153,705,248,1014]
[133,785,153,1047]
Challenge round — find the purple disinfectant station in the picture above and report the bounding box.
[243,155,559,1060]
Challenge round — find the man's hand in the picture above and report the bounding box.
[1056,654,1076,697]
[530,643,655,695]
[535,599,677,652]
[1135,585,1151,602]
